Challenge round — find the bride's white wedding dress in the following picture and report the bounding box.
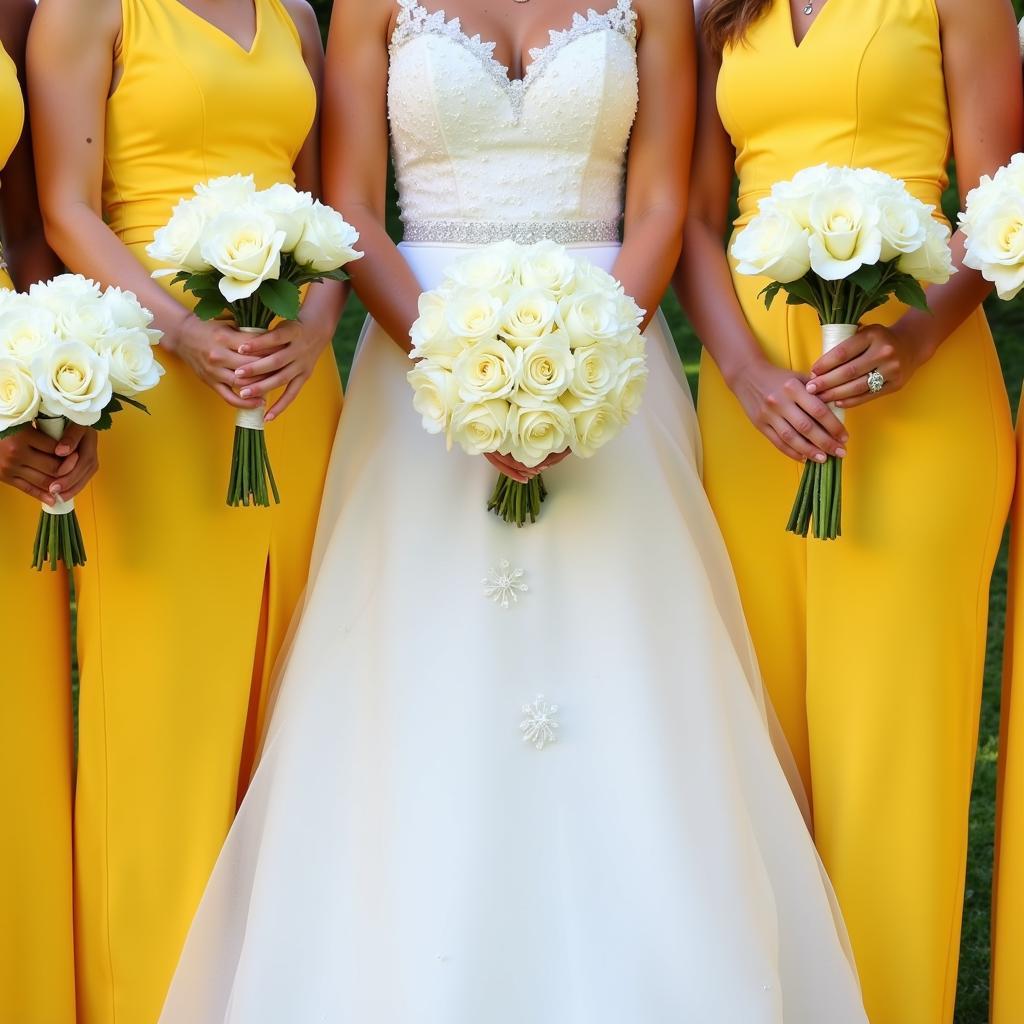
[159,3,868,1021]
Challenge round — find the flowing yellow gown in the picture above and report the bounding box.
[993,416,1024,1021]
[0,39,76,1024]
[73,2,342,1022]
[703,2,1014,1022]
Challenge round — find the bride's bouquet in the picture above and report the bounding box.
[732,164,954,540]
[960,153,1024,300]
[0,275,164,569]
[407,240,648,526]
[148,174,363,507]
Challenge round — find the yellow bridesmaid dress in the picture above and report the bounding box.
[704,2,1014,1022]
[0,39,77,1024]
[993,421,1024,1021]
[73,2,342,1022]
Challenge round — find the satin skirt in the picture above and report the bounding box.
[158,242,867,1024]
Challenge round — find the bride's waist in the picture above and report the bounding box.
[399,217,621,248]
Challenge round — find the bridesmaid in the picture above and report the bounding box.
[27,0,344,1021]
[0,1,83,1021]
[675,1,1021,1022]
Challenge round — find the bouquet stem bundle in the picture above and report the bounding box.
[33,417,86,570]
[228,326,280,508]
[487,473,548,527]
[786,323,855,540]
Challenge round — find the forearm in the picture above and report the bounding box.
[612,203,684,331]
[890,231,990,360]
[675,217,767,385]
[43,200,192,348]
[299,276,347,340]
[343,204,422,352]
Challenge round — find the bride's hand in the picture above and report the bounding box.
[485,449,571,484]
[169,316,264,411]
[233,317,336,422]
[730,359,848,464]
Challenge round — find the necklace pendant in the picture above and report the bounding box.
[803,2,814,12]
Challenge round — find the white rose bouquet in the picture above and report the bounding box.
[147,174,363,507]
[407,241,648,526]
[0,276,164,569]
[960,153,1024,300]
[732,164,954,540]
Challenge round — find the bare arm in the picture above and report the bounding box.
[673,2,847,464]
[612,0,693,328]
[322,0,421,352]
[809,0,1023,407]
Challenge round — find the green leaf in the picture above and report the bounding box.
[92,409,115,432]
[0,421,28,441]
[257,278,302,321]
[194,295,228,321]
[112,394,150,415]
[850,263,885,294]
[759,281,783,311]
[893,276,931,313]
[781,277,816,307]
[182,271,221,297]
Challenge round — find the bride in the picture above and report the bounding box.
[159,0,867,1020]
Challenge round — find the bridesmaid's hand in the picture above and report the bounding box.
[0,424,97,505]
[170,316,264,411]
[485,449,571,484]
[730,359,848,464]
[233,318,335,422]
[806,324,925,409]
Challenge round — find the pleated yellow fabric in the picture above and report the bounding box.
[705,2,1014,1022]
[993,407,1024,1023]
[73,2,342,1022]
[0,40,77,1024]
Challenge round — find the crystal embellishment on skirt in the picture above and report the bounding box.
[520,696,560,750]
[483,560,528,608]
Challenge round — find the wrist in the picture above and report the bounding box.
[891,318,936,370]
[161,309,195,356]
[723,352,772,392]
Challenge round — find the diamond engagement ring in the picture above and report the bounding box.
[866,369,886,394]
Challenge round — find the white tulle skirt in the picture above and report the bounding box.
[158,243,867,1024]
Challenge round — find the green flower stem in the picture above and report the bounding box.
[488,472,547,526]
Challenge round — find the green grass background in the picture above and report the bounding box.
[73,4,1024,1020]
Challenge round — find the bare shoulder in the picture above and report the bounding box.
[934,0,1017,31]
[632,0,695,36]
[280,0,321,46]
[32,0,121,43]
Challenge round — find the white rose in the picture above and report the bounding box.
[567,342,621,406]
[518,335,574,400]
[34,341,112,426]
[0,357,40,430]
[568,399,624,459]
[732,203,811,283]
[572,261,623,297]
[509,401,575,468]
[875,194,928,262]
[101,286,156,331]
[450,399,510,456]
[147,198,211,274]
[850,167,905,199]
[806,183,883,280]
[200,208,286,302]
[293,201,363,272]
[962,194,1024,298]
[768,164,839,228]
[445,241,521,296]
[99,331,165,397]
[408,360,459,436]
[444,287,503,342]
[256,183,315,250]
[498,289,560,346]
[453,338,520,401]
[30,274,102,312]
[409,290,466,368]
[0,300,58,365]
[899,215,955,286]
[613,358,648,419]
[519,241,578,298]
[54,295,117,348]
[193,173,257,214]
[559,291,623,348]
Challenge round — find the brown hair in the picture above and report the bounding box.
[701,0,773,54]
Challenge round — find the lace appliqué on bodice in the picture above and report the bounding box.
[387,0,640,236]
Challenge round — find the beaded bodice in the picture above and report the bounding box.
[387,0,639,243]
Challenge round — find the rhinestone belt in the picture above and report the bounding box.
[402,218,621,246]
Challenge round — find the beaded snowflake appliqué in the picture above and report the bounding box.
[483,560,528,608]
[520,696,560,751]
